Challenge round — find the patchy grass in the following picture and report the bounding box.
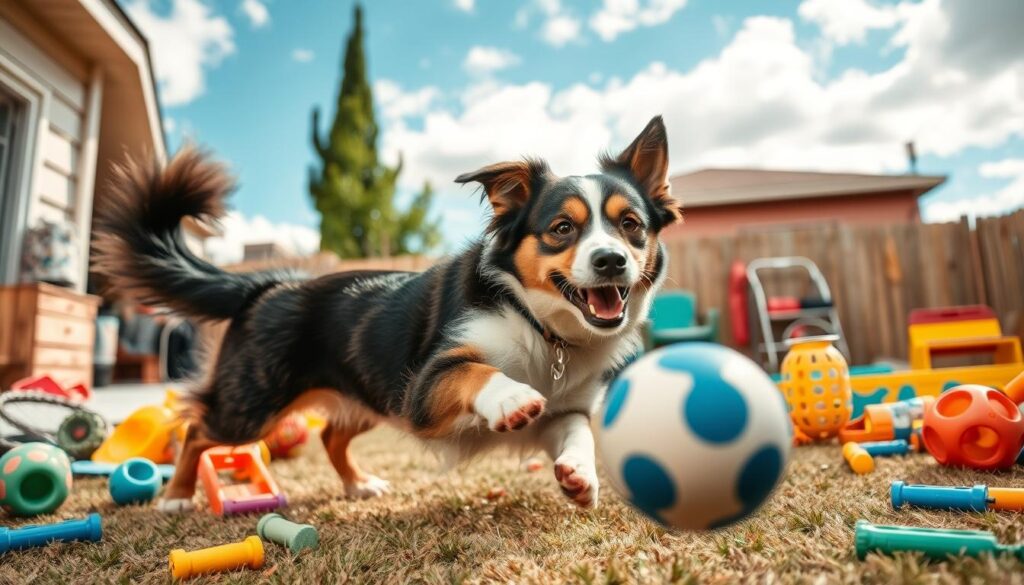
[1,428,1022,584]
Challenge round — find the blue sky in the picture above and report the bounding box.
[123,0,1024,262]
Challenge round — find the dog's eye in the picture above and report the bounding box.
[551,221,575,236]
[621,217,642,233]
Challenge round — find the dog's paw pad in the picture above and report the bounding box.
[554,457,599,509]
[156,498,195,514]
[345,475,390,499]
[483,387,546,432]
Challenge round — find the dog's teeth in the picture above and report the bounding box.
[588,304,596,315]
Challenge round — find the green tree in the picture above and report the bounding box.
[309,4,439,258]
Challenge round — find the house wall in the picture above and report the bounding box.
[0,4,99,290]
[664,190,921,239]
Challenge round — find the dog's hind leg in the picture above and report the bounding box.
[158,424,218,513]
[322,420,389,498]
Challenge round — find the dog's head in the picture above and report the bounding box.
[457,116,682,339]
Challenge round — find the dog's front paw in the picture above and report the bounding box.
[156,498,195,514]
[344,474,390,499]
[475,381,546,432]
[554,455,599,509]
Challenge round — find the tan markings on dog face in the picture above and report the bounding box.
[643,233,660,275]
[515,235,576,295]
[564,197,589,225]
[604,193,630,221]
[418,345,499,438]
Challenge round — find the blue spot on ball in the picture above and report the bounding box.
[658,345,748,444]
[622,454,676,523]
[603,378,630,428]
[710,444,784,529]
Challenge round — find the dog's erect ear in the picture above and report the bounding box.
[601,116,682,226]
[455,159,549,219]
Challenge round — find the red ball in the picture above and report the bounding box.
[922,385,1024,470]
[263,413,310,458]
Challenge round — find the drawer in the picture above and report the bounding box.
[35,314,94,347]
[34,346,93,368]
[37,292,97,320]
[29,365,91,389]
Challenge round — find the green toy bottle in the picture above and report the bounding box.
[855,520,1024,561]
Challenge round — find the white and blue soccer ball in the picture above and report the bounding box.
[598,343,792,530]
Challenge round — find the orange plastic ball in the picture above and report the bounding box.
[263,413,309,459]
[922,385,1024,470]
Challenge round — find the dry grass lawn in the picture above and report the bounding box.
[2,427,1023,584]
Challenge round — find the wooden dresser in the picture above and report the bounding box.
[0,283,100,390]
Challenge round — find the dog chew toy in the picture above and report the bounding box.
[839,396,933,444]
[257,513,319,554]
[842,440,911,474]
[921,385,1024,470]
[198,444,286,515]
[0,513,102,554]
[855,520,1024,561]
[0,391,109,455]
[0,442,72,516]
[778,336,852,442]
[71,460,175,481]
[91,404,183,464]
[56,411,109,459]
[169,535,264,579]
[891,481,1024,512]
[262,413,309,459]
[109,457,162,505]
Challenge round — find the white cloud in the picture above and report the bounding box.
[923,158,1024,222]
[543,15,583,47]
[590,0,688,42]
[204,211,320,265]
[517,0,582,47]
[125,0,234,106]
[798,0,899,45]
[462,46,521,76]
[163,117,176,133]
[453,0,474,13]
[375,80,440,120]
[291,48,314,63]
[240,0,269,29]
[378,2,1024,200]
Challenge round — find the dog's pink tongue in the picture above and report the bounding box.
[584,287,624,319]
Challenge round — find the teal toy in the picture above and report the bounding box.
[855,520,1024,561]
[891,481,986,511]
[71,460,174,481]
[862,439,911,456]
[109,457,162,505]
[0,442,72,516]
[257,513,319,554]
[0,513,102,554]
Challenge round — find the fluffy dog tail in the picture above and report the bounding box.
[92,147,281,320]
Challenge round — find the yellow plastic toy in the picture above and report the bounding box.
[169,535,264,579]
[849,306,1024,403]
[779,335,852,442]
[91,403,183,464]
[843,442,874,474]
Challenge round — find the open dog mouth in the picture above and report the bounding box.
[551,273,630,328]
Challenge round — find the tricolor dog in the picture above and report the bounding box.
[92,115,682,512]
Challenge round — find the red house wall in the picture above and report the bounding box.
[665,191,920,239]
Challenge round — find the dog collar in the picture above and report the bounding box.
[504,295,571,381]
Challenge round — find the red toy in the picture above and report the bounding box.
[921,385,1024,470]
[11,375,91,402]
[262,413,309,459]
[198,444,286,515]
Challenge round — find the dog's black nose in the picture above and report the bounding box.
[591,249,627,278]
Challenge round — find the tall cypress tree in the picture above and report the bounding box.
[310,4,438,258]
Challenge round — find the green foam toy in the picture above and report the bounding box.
[855,520,1024,561]
[257,513,319,554]
[0,443,72,516]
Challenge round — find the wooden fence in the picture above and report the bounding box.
[222,211,1024,366]
[663,210,1024,365]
